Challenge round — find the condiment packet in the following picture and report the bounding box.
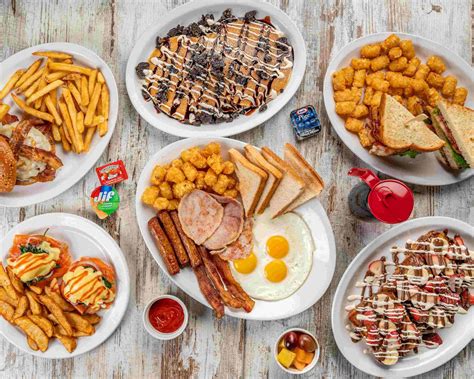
[90,185,120,220]
[96,160,128,186]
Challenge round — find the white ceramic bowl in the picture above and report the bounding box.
[125,0,306,137]
[143,295,189,340]
[274,328,320,375]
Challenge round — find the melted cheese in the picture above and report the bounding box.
[7,241,60,282]
[62,266,115,311]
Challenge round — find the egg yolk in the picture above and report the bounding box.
[266,235,289,258]
[264,260,287,283]
[233,252,257,274]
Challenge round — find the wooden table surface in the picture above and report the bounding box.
[1,0,473,378]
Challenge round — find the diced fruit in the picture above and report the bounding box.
[366,325,382,347]
[381,349,399,365]
[294,347,307,363]
[293,360,306,371]
[422,333,443,348]
[278,338,285,352]
[277,348,296,368]
[301,352,315,364]
[298,333,317,352]
[386,304,405,324]
[283,331,298,350]
[362,309,377,328]
[368,259,385,276]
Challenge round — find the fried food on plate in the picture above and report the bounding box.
[0,70,25,100]
[14,316,49,352]
[39,295,73,336]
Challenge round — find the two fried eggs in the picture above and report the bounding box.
[230,212,314,301]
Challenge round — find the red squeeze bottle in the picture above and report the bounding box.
[348,168,414,224]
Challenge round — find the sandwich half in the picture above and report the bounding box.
[430,101,474,169]
[369,93,445,156]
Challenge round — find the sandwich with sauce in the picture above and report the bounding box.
[7,234,72,287]
[60,257,116,314]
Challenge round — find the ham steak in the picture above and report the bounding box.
[216,218,253,261]
[203,194,244,251]
[178,190,224,245]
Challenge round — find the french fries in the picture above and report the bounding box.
[0,69,25,99]
[1,50,110,155]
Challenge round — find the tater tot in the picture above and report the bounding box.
[345,117,364,133]
[180,147,199,162]
[227,177,236,189]
[400,40,415,59]
[189,151,207,169]
[334,89,356,102]
[404,86,414,97]
[212,174,230,195]
[182,161,198,182]
[173,180,195,198]
[353,69,366,87]
[204,168,218,187]
[426,55,446,74]
[388,87,404,96]
[159,182,173,200]
[351,58,371,70]
[341,67,355,86]
[222,161,235,175]
[388,57,408,72]
[363,87,374,106]
[350,104,369,119]
[168,199,179,210]
[201,142,221,157]
[332,71,346,91]
[150,165,167,185]
[411,78,429,93]
[370,55,390,71]
[360,44,381,58]
[371,91,383,107]
[414,64,430,80]
[388,47,402,60]
[141,186,160,205]
[195,171,206,189]
[426,72,445,89]
[366,72,385,86]
[409,57,421,67]
[441,76,457,97]
[371,79,390,92]
[153,197,170,211]
[224,189,238,198]
[426,88,441,107]
[351,87,362,103]
[388,73,410,89]
[358,127,375,147]
[335,101,357,116]
[165,166,185,183]
[407,96,423,115]
[403,64,418,77]
[382,34,400,50]
[453,87,467,105]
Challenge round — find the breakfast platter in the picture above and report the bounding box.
[125,0,306,137]
[323,32,474,186]
[0,42,118,207]
[136,137,336,320]
[0,1,473,377]
[0,213,130,358]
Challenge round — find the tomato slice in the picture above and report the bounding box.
[8,234,72,288]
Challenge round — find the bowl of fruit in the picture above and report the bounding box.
[275,328,320,374]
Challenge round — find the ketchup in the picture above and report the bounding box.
[148,298,184,333]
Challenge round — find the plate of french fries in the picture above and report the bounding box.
[0,42,118,207]
[323,32,474,186]
[0,213,129,358]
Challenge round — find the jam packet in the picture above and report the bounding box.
[290,105,321,140]
[96,160,128,186]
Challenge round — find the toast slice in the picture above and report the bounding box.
[379,94,445,151]
[261,147,305,218]
[228,148,267,217]
[244,145,283,214]
[283,143,324,211]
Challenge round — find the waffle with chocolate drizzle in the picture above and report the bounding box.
[135,9,294,125]
[345,230,473,366]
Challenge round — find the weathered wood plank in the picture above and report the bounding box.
[0,0,472,378]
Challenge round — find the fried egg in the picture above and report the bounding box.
[230,211,314,301]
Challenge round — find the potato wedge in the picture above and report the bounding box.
[39,295,73,336]
[13,296,28,319]
[44,286,75,312]
[15,59,43,88]
[65,312,94,335]
[0,264,18,301]
[27,336,39,351]
[82,313,101,325]
[6,267,23,295]
[26,291,43,315]
[33,51,72,60]
[11,93,54,123]
[0,288,18,307]
[28,314,54,338]
[54,327,77,353]
[0,69,25,100]
[15,316,49,352]
[0,300,15,321]
[29,285,43,295]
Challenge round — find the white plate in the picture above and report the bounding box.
[0,42,118,207]
[136,137,336,320]
[0,213,130,359]
[331,216,474,378]
[125,0,306,138]
[323,32,474,186]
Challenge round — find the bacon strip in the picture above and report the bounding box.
[193,264,224,319]
[170,211,201,268]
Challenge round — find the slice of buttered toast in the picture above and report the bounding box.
[244,145,283,214]
[229,149,267,217]
[284,143,324,212]
[261,147,305,218]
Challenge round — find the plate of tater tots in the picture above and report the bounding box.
[323,32,474,186]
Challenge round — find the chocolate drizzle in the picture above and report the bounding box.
[136,9,294,125]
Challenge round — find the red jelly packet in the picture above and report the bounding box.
[96,160,128,186]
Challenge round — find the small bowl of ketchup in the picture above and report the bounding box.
[143,295,188,340]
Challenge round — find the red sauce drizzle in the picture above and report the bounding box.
[148,298,184,333]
